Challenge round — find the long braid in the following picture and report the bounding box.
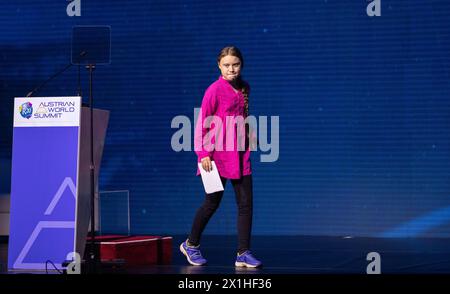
[238,78,249,117]
[238,78,251,150]
[242,86,249,117]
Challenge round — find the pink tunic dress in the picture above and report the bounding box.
[195,76,252,179]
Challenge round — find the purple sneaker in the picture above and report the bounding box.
[180,240,207,266]
[235,251,262,268]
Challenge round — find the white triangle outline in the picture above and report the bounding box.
[12,177,77,269]
[44,177,76,215]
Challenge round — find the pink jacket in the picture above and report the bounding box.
[195,76,252,179]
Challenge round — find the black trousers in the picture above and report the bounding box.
[188,175,253,254]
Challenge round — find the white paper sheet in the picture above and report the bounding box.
[198,161,224,194]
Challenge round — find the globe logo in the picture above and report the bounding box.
[19,102,33,119]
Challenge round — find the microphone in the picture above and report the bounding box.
[26,51,87,97]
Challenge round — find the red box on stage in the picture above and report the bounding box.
[86,235,172,266]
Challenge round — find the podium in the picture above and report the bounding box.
[8,96,109,270]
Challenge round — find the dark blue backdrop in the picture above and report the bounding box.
[1,0,450,237]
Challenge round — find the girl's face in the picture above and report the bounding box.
[218,55,242,82]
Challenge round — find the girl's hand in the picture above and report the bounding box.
[201,156,212,172]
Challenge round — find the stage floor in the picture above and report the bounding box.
[2,235,450,274]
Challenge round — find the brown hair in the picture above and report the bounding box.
[217,46,244,68]
[217,46,249,117]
